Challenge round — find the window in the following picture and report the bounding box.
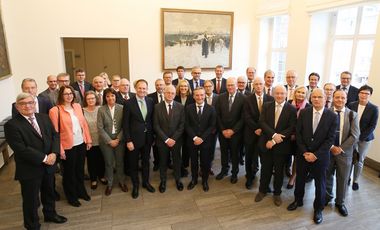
[258,15,289,85]
[329,5,380,86]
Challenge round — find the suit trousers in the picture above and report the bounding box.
[86,145,105,182]
[100,140,126,187]
[188,140,212,182]
[259,150,287,195]
[218,132,241,176]
[181,133,190,168]
[19,172,56,230]
[62,143,87,203]
[294,155,328,211]
[353,140,372,182]
[245,137,259,180]
[158,142,182,181]
[326,153,352,205]
[129,144,151,186]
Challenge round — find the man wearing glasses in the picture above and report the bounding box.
[336,71,359,104]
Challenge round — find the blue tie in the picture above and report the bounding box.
[335,111,341,146]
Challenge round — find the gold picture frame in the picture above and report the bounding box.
[0,7,11,80]
[161,8,234,70]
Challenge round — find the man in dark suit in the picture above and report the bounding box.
[163,71,173,86]
[326,89,360,217]
[148,79,165,171]
[116,78,136,105]
[306,72,320,101]
[185,87,216,192]
[323,83,336,109]
[189,66,204,92]
[264,70,275,96]
[38,75,58,106]
[12,78,53,118]
[172,66,189,86]
[237,76,251,96]
[211,65,227,94]
[215,77,245,184]
[153,85,185,193]
[244,77,274,189]
[284,70,298,101]
[287,88,338,225]
[336,71,359,105]
[347,85,379,191]
[254,85,297,206]
[70,68,94,102]
[204,80,218,175]
[245,67,256,93]
[123,79,155,199]
[5,93,67,230]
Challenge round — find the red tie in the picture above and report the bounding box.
[79,84,85,97]
[216,80,221,94]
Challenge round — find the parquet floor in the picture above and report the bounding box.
[1,147,380,230]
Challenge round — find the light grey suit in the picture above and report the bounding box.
[326,107,360,205]
[38,88,58,106]
[97,104,125,187]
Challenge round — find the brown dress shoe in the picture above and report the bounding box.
[105,186,112,196]
[119,183,128,192]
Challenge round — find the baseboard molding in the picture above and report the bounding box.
[365,157,380,172]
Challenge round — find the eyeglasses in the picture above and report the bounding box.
[17,101,35,106]
[63,93,74,96]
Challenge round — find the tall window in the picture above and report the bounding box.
[258,15,289,84]
[329,5,380,86]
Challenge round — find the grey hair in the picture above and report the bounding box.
[16,92,34,103]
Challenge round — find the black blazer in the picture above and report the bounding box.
[185,103,216,144]
[205,93,218,107]
[12,96,53,118]
[147,92,162,105]
[296,107,337,164]
[258,101,297,154]
[116,91,136,106]
[244,94,274,143]
[211,78,227,94]
[153,101,185,145]
[4,113,60,180]
[348,101,379,141]
[123,96,154,149]
[215,92,245,133]
[336,85,359,104]
[174,95,195,108]
[71,81,94,101]
[188,79,205,92]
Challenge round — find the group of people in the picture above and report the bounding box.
[4,66,379,229]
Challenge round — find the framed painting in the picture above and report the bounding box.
[0,8,11,80]
[162,8,234,70]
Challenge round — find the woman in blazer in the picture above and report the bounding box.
[97,88,126,196]
[49,85,92,207]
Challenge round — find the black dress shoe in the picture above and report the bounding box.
[159,181,166,193]
[335,204,348,217]
[153,164,159,171]
[352,182,359,191]
[230,175,238,184]
[286,183,294,189]
[176,181,184,191]
[105,186,112,196]
[287,200,303,211]
[245,180,253,190]
[79,194,91,201]
[44,214,67,224]
[216,171,228,180]
[202,181,209,192]
[91,182,98,190]
[132,187,139,199]
[313,210,323,224]
[68,200,81,207]
[187,181,197,190]
[100,178,108,185]
[142,183,156,193]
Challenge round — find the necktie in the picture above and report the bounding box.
[159,94,163,103]
[325,100,330,108]
[267,88,271,96]
[342,87,347,91]
[139,99,147,120]
[313,111,320,134]
[197,105,202,119]
[216,80,221,94]
[168,104,173,117]
[258,96,263,113]
[248,81,252,92]
[28,116,42,137]
[335,111,341,146]
[79,83,85,97]
[228,95,233,111]
[195,81,199,88]
[98,93,103,105]
[274,104,282,128]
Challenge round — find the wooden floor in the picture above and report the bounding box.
[1,147,380,230]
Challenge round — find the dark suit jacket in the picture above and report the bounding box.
[215,92,245,133]
[296,107,337,164]
[71,81,94,101]
[172,78,189,86]
[258,101,297,154]
[348,101,379,141]
[244,94,274,143]
[147,92,162,105]
[12,96,53,118]
[123,96,154,148]
[4,113,60,180]
[188,79,205,92]
[336,85,359,104]
[153,101,185,146]
[211,78,227,94]
[174,95,195,108]
[116,91,136,106]
[239,90,252,96]
[185,103,216,144]
[205,93,218,107]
